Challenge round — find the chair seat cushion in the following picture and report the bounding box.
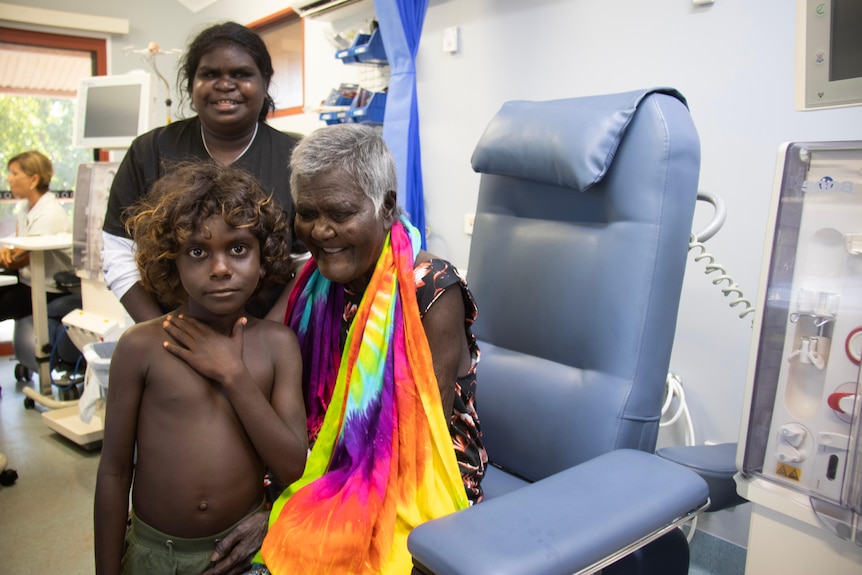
[408,449,708,575]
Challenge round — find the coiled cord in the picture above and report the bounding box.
[689,236,756,319]
[690,191,755,320]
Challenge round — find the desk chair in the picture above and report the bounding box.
[14,271,85,403]
[408,88,710,575]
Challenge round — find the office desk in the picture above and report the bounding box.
[0,233,73,399]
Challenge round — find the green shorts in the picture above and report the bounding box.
[122,502,264,575]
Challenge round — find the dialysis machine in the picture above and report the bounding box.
[736,141,862,573]
[37,162,129,447]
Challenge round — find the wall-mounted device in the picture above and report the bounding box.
[796,0,862,110]
[73,72,158,149]
[288,0,368,19]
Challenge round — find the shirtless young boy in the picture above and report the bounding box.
[94,162,308,575]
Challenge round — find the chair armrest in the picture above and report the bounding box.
[408,449,709,575]
[656,442,746,512]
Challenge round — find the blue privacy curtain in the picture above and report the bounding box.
[373,0,429,248]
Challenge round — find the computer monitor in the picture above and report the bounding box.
[72,73,157,149]
[796,0,862,111]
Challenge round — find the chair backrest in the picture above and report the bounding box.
[468,88,700,483]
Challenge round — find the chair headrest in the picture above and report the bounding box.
[471,87,687,192]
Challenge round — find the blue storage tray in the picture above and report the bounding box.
[319,109,350,125]
[319,91,386,125]
[335,28,387,65]
[348,91,386,124]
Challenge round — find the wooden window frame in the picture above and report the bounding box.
[0,27,108,160]
[248,8,305,118]
[0,27,106,75]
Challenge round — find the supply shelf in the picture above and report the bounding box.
[324,21,388,125]
[335,26,387,65]
[318,87,386,125]
[348,89,386,124]
[317,83,358,125]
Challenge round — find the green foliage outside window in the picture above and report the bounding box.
[1,94,91,192]
[0,94,89,235]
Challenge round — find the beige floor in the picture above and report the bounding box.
[0,344,99,574]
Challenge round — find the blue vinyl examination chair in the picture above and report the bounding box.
[408,88,710,575]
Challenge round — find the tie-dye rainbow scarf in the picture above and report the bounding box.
[260,219,468,575]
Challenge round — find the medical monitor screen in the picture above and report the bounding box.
[829,0,862,82]
[83,85,141,139]
[73,74,155,149]
[796,0,862,110]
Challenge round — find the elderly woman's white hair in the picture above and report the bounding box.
[289,124,403,221]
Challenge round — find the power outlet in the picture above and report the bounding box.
[464,213,475,235]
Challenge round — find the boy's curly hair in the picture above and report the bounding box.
[126,161,293,308]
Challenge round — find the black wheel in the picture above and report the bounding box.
[14,364,31,383]
[23,397,35,410]
[0,468,18,486]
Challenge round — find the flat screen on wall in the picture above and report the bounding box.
[73,73,156,149]
[796,0,862,110]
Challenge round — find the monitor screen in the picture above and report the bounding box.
[796,0,862,110]
[829,0,862,83]
[73,73,156,149]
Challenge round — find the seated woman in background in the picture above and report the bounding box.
[201,123,487,575]
[0,150,73,321]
